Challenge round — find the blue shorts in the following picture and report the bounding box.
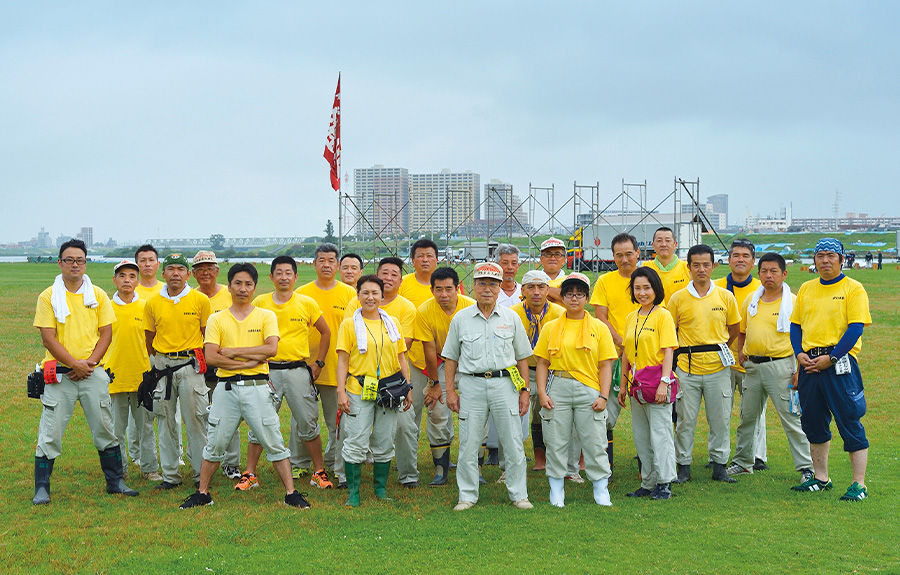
[798,355,868,452]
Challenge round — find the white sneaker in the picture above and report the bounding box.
[512,499,534,510]
[453,501,475,511]
[496,471,507,484]
[143,471,164,481]
[565,472,585,484]
[221,464,242,480]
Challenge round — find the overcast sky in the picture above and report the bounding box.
[2,1,898,245]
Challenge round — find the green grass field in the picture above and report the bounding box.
[1,262,897,574]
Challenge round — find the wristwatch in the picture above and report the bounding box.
[828,355,838,365]
[660,376,673,385]
[315,360,325,368]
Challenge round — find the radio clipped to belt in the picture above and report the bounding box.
[508,366,528,392]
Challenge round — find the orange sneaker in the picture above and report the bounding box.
[234,472,259,491]
[310,469,334,489]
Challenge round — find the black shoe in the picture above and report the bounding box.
[753,458,769,471]
[674,464,691,484]
[401,481,419,489]
[478,474,487,485]
[336,481,348,489]
[486,448,499,466]
[627,487,653,497]
[156,481,182,490]
[179,491,213,509]
[704,462,714,469]
[711,463,737,483]
[285,490,311,509]
[651,483,672,500]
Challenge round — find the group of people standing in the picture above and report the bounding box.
[29,230,872,510]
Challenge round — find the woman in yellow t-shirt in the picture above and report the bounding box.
[618,267,678,500]
[336,275,410,507]
[534,273,617,507]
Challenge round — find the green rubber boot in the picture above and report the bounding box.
[373,461,392,501]
[344,462,361,507]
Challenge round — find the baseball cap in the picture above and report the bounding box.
[814,238,844,255]
[540,237,566,252]
[521,270,551,285]
[560,272,591,292]
[473,261,503,281]
[113,259,139,274]
[192,250,218,266]
[162,253,190,270]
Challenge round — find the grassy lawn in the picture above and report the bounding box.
[0,262,896,574]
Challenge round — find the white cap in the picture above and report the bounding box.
[540,237,566,251]
[561,272,591,291]
[113,259,139,274]
[192,250,218,265]
[473,261,503,280]
[521,270,551,285]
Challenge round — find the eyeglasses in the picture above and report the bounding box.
[562,292,587,300]
[60,257,87,265]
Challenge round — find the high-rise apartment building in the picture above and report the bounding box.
[408,170,480,235]
[482,180,529,235]
[707,194,728,227]
[353,165,410,237]
[77,227,93,248]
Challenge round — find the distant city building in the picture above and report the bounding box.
[353,165,410,237]
[37,227,52,249]
[707,194,728,227]
[56,234,73,247]
[746,210,900,232]
[408,170,480,235]
[480,180,529,236]
[77,227,93,248]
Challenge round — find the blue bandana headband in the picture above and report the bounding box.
[814,238,843,255]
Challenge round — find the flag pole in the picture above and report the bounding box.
[337,73,342,253]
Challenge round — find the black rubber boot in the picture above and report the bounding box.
[486,448,499,466]
[712,462,737,483]
[606,430,614,471]
[99,446,139,496]
[430,446,450,486]
[674,463,691,484]
[33,456,54,505]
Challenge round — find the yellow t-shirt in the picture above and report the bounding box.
[645,258,691,305]
[740,294,796,359]
[622,307,679,371]
[510,301,565,367]
[533,315,617,391]
[252,292,323,362]
[590,270,640,341]
[414,295,476,358]
[790,276,871,358]
[714,275,763,373]
[546,270,567,288]
[336,315,407,394]
[135,282,163,300]
[399,273,434,307]
[104,296,150,393]
[205,307,279,378]
[668,285,741,374]
[143,289,211,353]
[297,281,358,386]
[345,295,421,369]
[34,284,116,368]
[205,285,232,314]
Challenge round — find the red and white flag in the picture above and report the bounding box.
[324,74,341,191]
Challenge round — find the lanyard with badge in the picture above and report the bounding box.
[629,305,656,391]
[361,319,383,401]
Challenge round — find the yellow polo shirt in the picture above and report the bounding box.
[645,258,691,305]
[714,275,762,373]
[414,295,476,358]
[143,289,210,353]
[545,270,567,288]
[740,295,796,359]
[398,274,433,371]
[135,282,163,300]
[252,292,323,362]
[622,307,679,371]
[533,315,617,391]
[205,285,232,314]
[297,280,358,386]
[205,307,279,378]
[34,284,116,368]
[345,295,420,368]
[590,270,640,341]
[104,295,150,393]
[510,301,565,368]
[790,276,871,358]
[668,285,741,375]
[336,315,407,394]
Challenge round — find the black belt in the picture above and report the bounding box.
[806,346,834,358]
[674,344,724,374]
[269,361,308,371]
[219,374,269,389]
[56,366,72,374]
[466,370,511,379]
[747,355,793,364]
[160,350,194,359]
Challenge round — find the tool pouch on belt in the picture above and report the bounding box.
[43,360,59,384]
[375,372,412,410]
[138,367,161,411]
[27,367,45,399]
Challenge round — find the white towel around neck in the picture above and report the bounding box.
[746,283,793,333]
[112,292,139,306]
[352,308,401,354]
[158,284,191,305]
[686,281,717,299]
[50,274,98,324]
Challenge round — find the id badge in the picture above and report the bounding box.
[361,375,379,401]
[835,355,851,376]
[508,366,527,392]
[717,343,736,367]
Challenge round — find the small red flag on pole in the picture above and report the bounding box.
[324,74,341,192]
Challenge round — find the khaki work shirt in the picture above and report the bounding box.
[441,303,532,374]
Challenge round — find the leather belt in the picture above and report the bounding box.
[161,350,194,359]
[806,347,834,358]
[466,370,511,379]
[747,355,793,364]
[219,374,269,388]
[269,361,308,370]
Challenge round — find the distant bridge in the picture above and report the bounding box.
[147,237,311,249]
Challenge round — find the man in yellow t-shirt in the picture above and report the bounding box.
[727,253,812,481]
[668,244,741,484]
[339,253,364,288]
[539,237,567,304]
[789,238,871,501]
[143,253,211,489]
[31,239,137,505]
[104,259,159,481]
[414,267,475,485]
[179,263,310,509]
[644,227,691,305]
[296,243,357,483]
[713,238,767,470]
[135,244,163,300]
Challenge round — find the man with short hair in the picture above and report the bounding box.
[251,256,333,490]
[179,263,310,509]
[415,267,475,485]
[32,239,137,504]
[790,239,871,501]
[296,244,358,485]
[135,244,163,300]
[339,253,364,288]
[444,262,534,511]
[727,253,813,481]
[714,239,767,471]
[539,237,567,304]
[143,253,211,489]
[668,244,741,484]
[645,227,691,305]
[496,244,522,308]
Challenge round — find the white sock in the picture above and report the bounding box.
[549,477,565,507]
[593,478,612,506]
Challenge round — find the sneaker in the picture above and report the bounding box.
[222,465,242,480]
[234,472,259,491]
[179,491,213,509]
[143,471,164,482]
[753,458,769,471]
[453,501,475,511]
[292,467,310,480]
[800,468,815,483]
[285,490,311,508]
[512,499,534,510]
[791,476,833,492]
[565,473,585,484]
[726,462,752,476]
[155,480,181,490]
[650,483,672,500]
[839,482,868,501]
[496,471,507,484]
[310,469,334,489]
